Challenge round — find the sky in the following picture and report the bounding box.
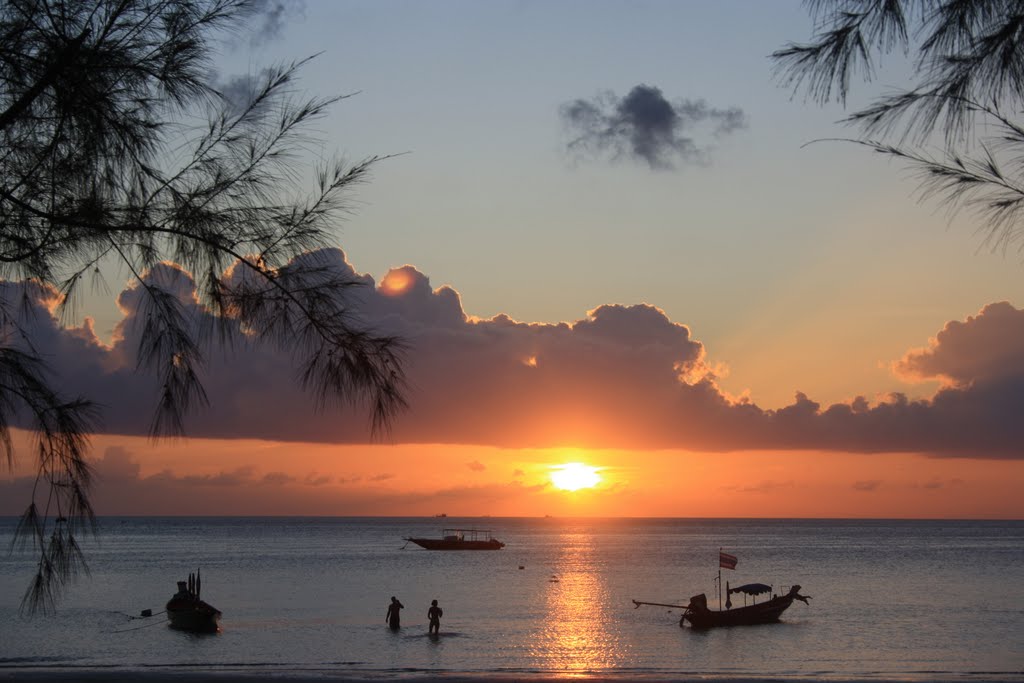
[3,0,1024,519]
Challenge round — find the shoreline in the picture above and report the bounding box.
[2,668,1022,683]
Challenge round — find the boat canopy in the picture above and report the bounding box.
[729,583,772,596]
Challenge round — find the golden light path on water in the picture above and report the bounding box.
[531,531,626,672]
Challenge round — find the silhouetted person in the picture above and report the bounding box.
[427,599,443,634]
[386,596,404,630]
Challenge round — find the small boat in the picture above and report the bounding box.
[166,570,221,633]
[405,528,505,550]
[633,550,810,628]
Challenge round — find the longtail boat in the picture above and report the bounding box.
[166,569,221,633]
[633,550,810,628]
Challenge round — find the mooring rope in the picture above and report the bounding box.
[110,614,169,634]
[122,609,166,620]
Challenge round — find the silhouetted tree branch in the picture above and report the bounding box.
[1,0,407,613]
[774,0,1024,250]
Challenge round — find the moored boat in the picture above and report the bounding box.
[166,570,221,633]
[633,550,810,628]
[679,584,810,628]
[405,528,505,550]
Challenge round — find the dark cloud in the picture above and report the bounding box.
[3,255,1024,459]
[853,480,882,492]
[96,446,141,481]
[213,69,274,116]
[561,84,747,170]
[920,478,964,490]
[262,471,296,486]
[246,0,304,46]
[894,302,1024,385]
[467,460,486,472]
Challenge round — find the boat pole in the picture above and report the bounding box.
[718,548,722,611]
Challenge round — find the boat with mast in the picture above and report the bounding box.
[633,549,811,628]
[166,569,221,633]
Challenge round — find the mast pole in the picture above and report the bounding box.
[718,547,722,611]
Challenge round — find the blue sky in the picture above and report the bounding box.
[85,0,1024,408]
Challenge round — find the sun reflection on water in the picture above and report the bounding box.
[532,532,625,673]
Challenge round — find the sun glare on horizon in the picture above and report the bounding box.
[550,462,601,491]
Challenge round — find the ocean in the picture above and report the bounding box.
[0,517,1021,680]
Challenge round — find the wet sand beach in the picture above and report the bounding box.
[1,672,1020,683]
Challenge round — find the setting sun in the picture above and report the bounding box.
[550,462,601,491]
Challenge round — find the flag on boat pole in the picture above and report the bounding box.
[719,550,738,570]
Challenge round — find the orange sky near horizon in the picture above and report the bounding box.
[3,432,1020,519]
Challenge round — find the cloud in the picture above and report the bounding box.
[246,0,305,45]
[262,471,296,486]
[304,472,332,486]
[893,302,1024,385]
[0,445,367,515]
[96,446,141,481]
[213,69,275,115]
[853,480,882,492]
[467,460,486,472]
[919,478,964,490]
[3,254,1024,459]
[728,480,794,494]
[561,84,746,170]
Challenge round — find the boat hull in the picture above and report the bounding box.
[688,589,798,626]
[166,598,222,633]
[406,537,504,550]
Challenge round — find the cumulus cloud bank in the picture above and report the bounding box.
[561,84,747,170]
[2,253,1022,458]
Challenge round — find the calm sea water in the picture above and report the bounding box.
[0,517,1021,680]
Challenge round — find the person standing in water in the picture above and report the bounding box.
[427,599,443,634]
[386,596,404,630]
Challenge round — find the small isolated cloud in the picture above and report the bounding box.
[179,466,257,487]
[729,480,794,494]
[369,473,395,482]
[561,83,746,170]
[853,479,882,492]
[304,472,332,486]
[262,471,296,486]
[513,469,525,477]
[467,460,486,472]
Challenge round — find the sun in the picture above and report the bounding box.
[550,462,601,491]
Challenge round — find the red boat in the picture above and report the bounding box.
[405,528,505,550]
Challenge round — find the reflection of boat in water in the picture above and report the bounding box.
[405,528,505,550]
[166,570,221,633]
[633,551,810,628]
